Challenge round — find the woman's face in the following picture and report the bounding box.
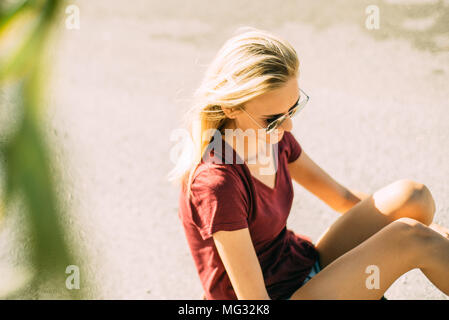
[232,76,300,145]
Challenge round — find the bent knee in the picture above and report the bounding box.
[392,217,426,229]
[400,179,435,224]
[389,217,436,246]
[388,217,442,267]
[384,179,435,225]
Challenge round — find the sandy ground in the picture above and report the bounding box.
[1,0,449,299]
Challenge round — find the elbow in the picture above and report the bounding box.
[335,189,364,213]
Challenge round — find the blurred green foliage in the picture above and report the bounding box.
[0,0,81,298]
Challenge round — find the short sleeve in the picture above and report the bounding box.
[282,131,303,163]
[189,165,250,240]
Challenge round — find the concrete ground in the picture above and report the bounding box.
[1,0,448,299]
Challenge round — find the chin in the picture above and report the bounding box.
[267,130,284,145]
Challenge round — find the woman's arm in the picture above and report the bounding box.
[337,189,371,213]
[288,151,369,214]
[288,151,352,213]
[212,228,271,300]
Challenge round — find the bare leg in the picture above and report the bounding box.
[289,217,449,299]
[315,179,438,269]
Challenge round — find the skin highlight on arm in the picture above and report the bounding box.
[288,151,367,215]
[212,228,271,300]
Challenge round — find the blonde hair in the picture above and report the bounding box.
[168,27,299,198]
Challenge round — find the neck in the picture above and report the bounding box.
[221,121,271,165]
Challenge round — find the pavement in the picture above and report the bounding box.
[0,0,448,299]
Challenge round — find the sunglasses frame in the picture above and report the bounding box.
[241,88,310,134]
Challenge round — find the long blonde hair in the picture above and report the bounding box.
[168,27,299,199]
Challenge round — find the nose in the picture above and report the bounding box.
[279,117,292,132]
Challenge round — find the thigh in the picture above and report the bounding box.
[289,218,422,300]
[315,179,433,269]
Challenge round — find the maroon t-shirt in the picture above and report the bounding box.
[178,131,319,300]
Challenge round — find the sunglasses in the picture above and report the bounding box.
[241,88,309,134]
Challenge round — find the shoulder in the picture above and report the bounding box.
[191,163,249,196]
[188,163,251,229]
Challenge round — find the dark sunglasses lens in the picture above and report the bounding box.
[289,101,306,117]
[267,117,285,133]
[289,106,299,118]
[267,121,278,133]
[266,94,309,133]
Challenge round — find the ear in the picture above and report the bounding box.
[221,105,242,119]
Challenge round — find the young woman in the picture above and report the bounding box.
[169,27,449,300]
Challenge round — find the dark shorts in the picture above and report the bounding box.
[286,259,321,300]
